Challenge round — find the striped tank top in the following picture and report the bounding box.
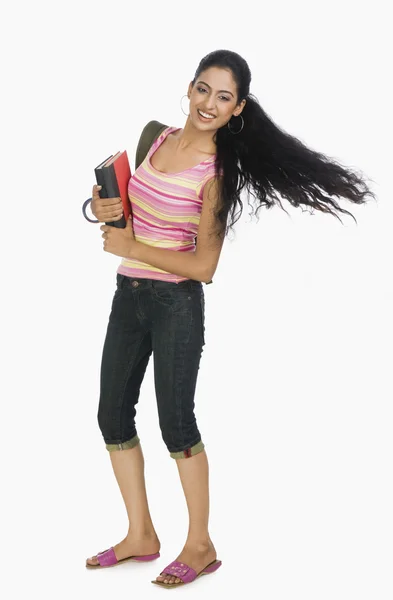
[117,126,217,283]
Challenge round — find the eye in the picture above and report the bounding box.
[197,87,230,101]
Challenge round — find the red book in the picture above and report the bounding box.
[94,150,131,228]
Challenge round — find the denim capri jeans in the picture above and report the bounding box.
[97,273,206,459]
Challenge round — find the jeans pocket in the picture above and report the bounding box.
[112,288,123,302]
[152,280,191,310]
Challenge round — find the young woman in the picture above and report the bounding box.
[85,49,375,587]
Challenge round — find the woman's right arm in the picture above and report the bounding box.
[90,184,124,222]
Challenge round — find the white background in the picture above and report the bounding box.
[1,1,392,599]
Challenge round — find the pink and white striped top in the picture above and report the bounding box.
[117,126,217,283]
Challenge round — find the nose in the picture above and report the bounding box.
[203,94,216,111]
[204,102,216,113]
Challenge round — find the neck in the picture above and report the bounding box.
[174,118,217,155]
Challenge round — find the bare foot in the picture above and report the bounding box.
[155,540,216,585]
[86,533,160,567]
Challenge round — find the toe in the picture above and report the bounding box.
[155,572,182,585]
[86,556,99,566]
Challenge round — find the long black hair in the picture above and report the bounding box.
[191,49,377,238]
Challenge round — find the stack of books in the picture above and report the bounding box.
[94,150,131,228]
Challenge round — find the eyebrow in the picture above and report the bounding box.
[197,80,234,97]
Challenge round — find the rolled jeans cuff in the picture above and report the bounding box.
[105,434,140,452]
[169,440,205,459]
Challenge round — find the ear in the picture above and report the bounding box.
[187,81,193,97]
[233,98,247,117]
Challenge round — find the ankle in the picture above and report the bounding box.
[127,527,159,541]
[185,536,213,551]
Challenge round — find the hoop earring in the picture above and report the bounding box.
[180,94,190,116]
[228,114,244,135]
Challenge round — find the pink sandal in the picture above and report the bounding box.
[151,558,222,587]
[86,546,160,569]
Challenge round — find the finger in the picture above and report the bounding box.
[91,187,121,205]
[105,205,123,215]
[99,197,122,207]
[96,205,123,220]
[99,211,123,223]
[92,185,104,201]
[98,207,123,220]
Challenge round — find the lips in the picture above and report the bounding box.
[197,108,216,119]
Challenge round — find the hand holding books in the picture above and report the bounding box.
[83,150,132,227]
[90,184,124,223]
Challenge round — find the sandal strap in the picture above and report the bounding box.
[97,547,117,566]
[161,560,197,583]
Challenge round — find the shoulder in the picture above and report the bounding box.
[142,122,175,150]
[197,161,223,200]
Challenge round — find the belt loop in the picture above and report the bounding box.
[118,274,125,290]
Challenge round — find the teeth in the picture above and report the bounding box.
[198,109,215,119]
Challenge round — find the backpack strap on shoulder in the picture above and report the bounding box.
[135,120,168,170]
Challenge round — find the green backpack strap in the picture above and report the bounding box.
[134,120,213,285]
[135,120,168,170]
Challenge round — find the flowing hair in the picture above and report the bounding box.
[191,49,377,239]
